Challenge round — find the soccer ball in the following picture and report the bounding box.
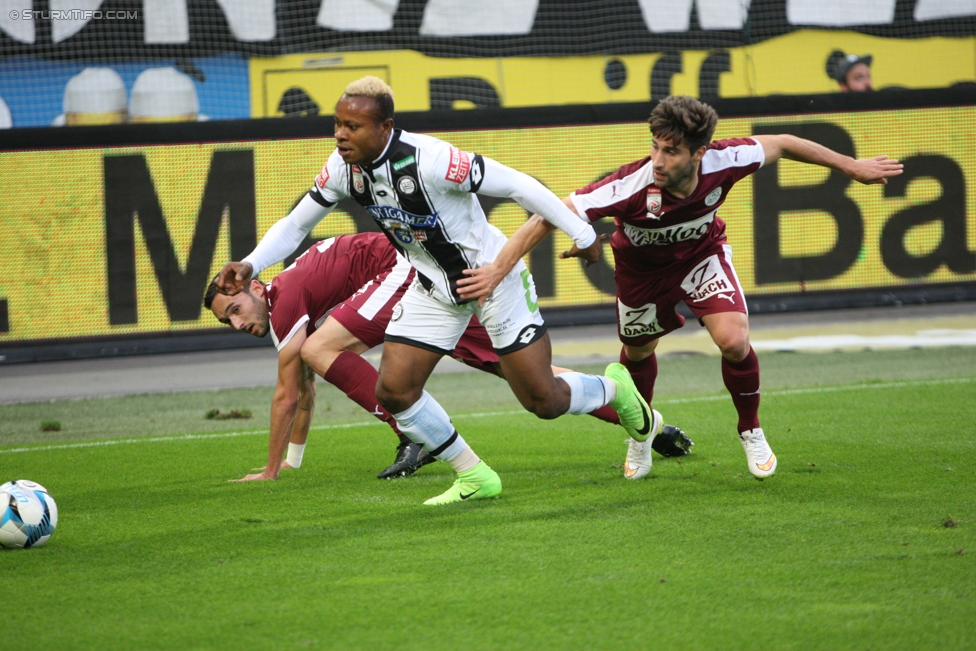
[0,480,58,549]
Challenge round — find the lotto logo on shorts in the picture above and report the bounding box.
[617,299,664,338]
[445,146,471,184]
[681,255,737,304]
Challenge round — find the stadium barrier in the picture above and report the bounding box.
[0,88,974,362]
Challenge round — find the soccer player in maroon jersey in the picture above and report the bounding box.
[205,232,688,483]
[460,95,902,480]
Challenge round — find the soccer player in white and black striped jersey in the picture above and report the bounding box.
[216,77,658,505]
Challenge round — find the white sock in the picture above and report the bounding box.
[393,391,469,462]
[286,443,305,468]
[559,372,615,415]
[449,447,481,473]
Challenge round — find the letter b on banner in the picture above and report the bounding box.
[752,123,863,285]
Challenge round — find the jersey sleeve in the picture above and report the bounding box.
[422,139,486,194]
[267,283,310,352]
[570,158,654,223]
[308,149,350,207]
[701,138,765,180]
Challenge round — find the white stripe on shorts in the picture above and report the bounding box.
[721,244,748,316]
[358,255,412,321]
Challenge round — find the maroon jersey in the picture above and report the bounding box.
[265,233,404,350]
[571,137,764,277]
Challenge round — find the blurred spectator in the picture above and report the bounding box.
[54,67,127,125]
[826,50,873,92]
[129,67,203,122]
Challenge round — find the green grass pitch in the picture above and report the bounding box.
[1,347,974,650]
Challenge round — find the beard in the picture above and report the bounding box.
[247,292,271,337]
[656,158,697,190]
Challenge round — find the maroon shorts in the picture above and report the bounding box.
[328,259,416,348]
[614,243,748,346]
[329,266,500,376]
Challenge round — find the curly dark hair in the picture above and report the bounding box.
[648,96,718,153]
[203,274,260,311]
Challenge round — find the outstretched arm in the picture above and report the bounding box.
[457,205,608,303]
[232,329,308,482]
[216,194,331,295]
[753,134,903,185]
[475,157,597,249]
[457,161,600,304]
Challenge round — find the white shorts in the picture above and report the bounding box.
[385,260,546,356]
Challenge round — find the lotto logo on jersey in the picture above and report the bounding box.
[445,146,471,184]
[681,255,737,304]
[646,187,662,218]
[315,165,330,189]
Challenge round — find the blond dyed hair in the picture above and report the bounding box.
[341,76,395,123]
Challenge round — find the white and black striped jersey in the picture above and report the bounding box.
[308,129,505,305]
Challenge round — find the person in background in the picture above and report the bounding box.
[826,50,874,92]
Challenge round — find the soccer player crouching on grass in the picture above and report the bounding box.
[206,232,693,483]
[460,95,903,480]
[216,76,667,504]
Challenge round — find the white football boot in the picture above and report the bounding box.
[739,428,777,479]
[624,409,663,480]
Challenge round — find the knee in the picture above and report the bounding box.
[622,343,655,363]
[519,387,565,420]
[374,380,400,412]
[716,334,750,362]
[375,378,417,415]
[525,400,563,420]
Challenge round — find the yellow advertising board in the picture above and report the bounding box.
[0,105,974,346]
[249,30,976,117]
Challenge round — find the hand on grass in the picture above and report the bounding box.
[231,470,277,482]
[250,461,294,472]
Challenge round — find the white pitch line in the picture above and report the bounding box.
[1,376,972,455]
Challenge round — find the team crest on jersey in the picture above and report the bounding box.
[385,221,416,245]
[398,176,417,195]
[704,187,722,206]
[315,164,330,189]
[646,187,662,218]
[352,165,365,194]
